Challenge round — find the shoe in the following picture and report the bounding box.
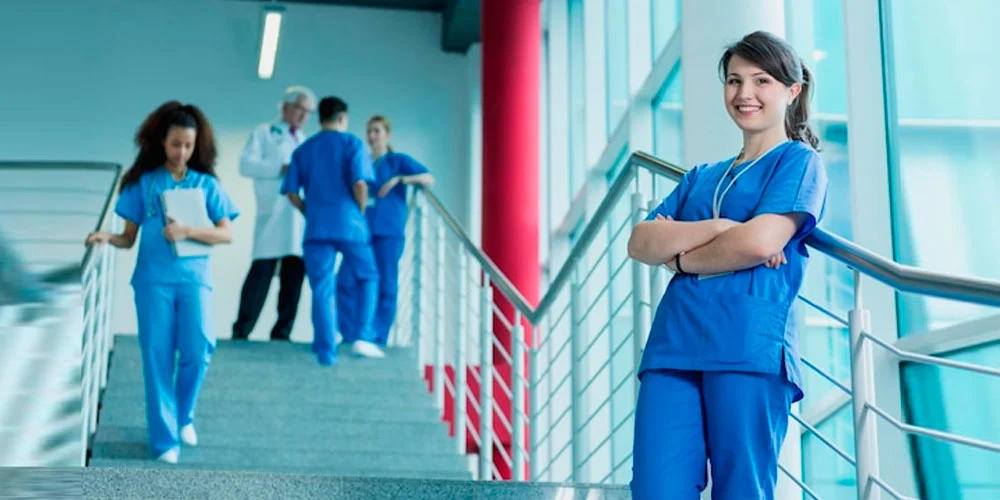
[335,332,345,346]
[351,340,385,359]
[180,424,198,447]
[156,448,179,464]
[317,352,338,366]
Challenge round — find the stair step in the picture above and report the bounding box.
[95,398,443,424]
[92,424,458,455]
[89,444,467,472]
[99,382,435,407]
[81,468,631,500]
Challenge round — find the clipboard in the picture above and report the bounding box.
[161,188,213,258]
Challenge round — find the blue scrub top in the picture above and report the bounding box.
[366,152,429,237]
[639,140,828,402]
[114,167,240,289]
[281,131,374,243]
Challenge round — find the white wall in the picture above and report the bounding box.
[0,0,468,341]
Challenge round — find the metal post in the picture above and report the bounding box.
[545,313,554,482]
[630,193,651,401]
[100,244,113,388]
[850,270,880,500]
[512,311,526,481]
[434,219,446,411]
[455,251,469,455]
[528,321,542,479]
[479,279,494,480]
[647,200,666,305]
[569,269,588,483]
[411,198,425,372]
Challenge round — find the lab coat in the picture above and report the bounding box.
[239,122,306,260]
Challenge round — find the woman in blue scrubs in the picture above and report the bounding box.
[626,31,828,499]
[336,115,433,346]
[86,101,239,464]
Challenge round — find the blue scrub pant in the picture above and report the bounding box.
[304,240,378,358]
[630,369,796,500]
[133,284,215,458]
[336,236,405,345]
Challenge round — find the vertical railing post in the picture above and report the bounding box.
[647,200,665,306]
[512,311,526,481]
[569,268,588,483]
[411,197,425,372]
[455,251,469,455]
[434,219,446,411]
[479,278,495,480]
[630,193,651,402]
[545,313,555,482]
[850,270,880,500]
[100,242,113,388]
[528,320,542,480]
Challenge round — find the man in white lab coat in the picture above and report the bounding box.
[232,86,316,341]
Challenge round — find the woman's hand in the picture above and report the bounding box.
[163,217,190,242]
[378,176,401,198]
[85,232,112,246]
[763,251,786,269]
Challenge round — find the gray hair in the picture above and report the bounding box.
[282,86,316,107]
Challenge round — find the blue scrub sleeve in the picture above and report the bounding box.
[114,183,144,225]
[281,152,304,195]
[644,166,699,222]
[753,149,828,238]
[399,154,430,176]
[350,138,374,185]
[205,180,240,224]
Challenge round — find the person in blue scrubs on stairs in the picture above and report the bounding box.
[626,31,829,499]
[336,115,434,346]
[85,101,239,465]
[281,96,386,365]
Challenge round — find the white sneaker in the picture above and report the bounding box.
[156,448,179,464]
[335,332,345,346]
[351,340,385,359]
[180,424,198,447]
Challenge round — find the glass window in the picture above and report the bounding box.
[652,63,682,162]
[651,0,679,62]
[883,0,1000,337]
[652,63,682,200]
[784,0,856,496]
[884,2,1000,493]
[902,344,1000,499]
[568,0,586,198]
[605,0,628,135]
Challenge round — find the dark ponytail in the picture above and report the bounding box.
[120,101,218,190]
[719,31,820,150]
[786,64,819,149]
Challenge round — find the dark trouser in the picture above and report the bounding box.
[232,256,305,340]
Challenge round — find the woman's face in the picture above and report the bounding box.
[366,121,390,151]
[723,55,800,136]
[163,125,197,167]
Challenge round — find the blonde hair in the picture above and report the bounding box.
[367,115,393,152]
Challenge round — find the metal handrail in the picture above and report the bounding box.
[417,150,1000,324]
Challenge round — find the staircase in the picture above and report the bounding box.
[89,336,470,478]
[83,336,631,498]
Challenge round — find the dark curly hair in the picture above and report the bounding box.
[120,101,218,190]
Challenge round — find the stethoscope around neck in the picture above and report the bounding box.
[145,168,191,219]
[711,140,788,219]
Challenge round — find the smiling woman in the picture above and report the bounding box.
[627,30,829,499]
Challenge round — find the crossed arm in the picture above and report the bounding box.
[626,213,807,274]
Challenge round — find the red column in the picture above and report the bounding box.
[481,0,540,481]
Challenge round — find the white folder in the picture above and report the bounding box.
[160,188,213,258]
